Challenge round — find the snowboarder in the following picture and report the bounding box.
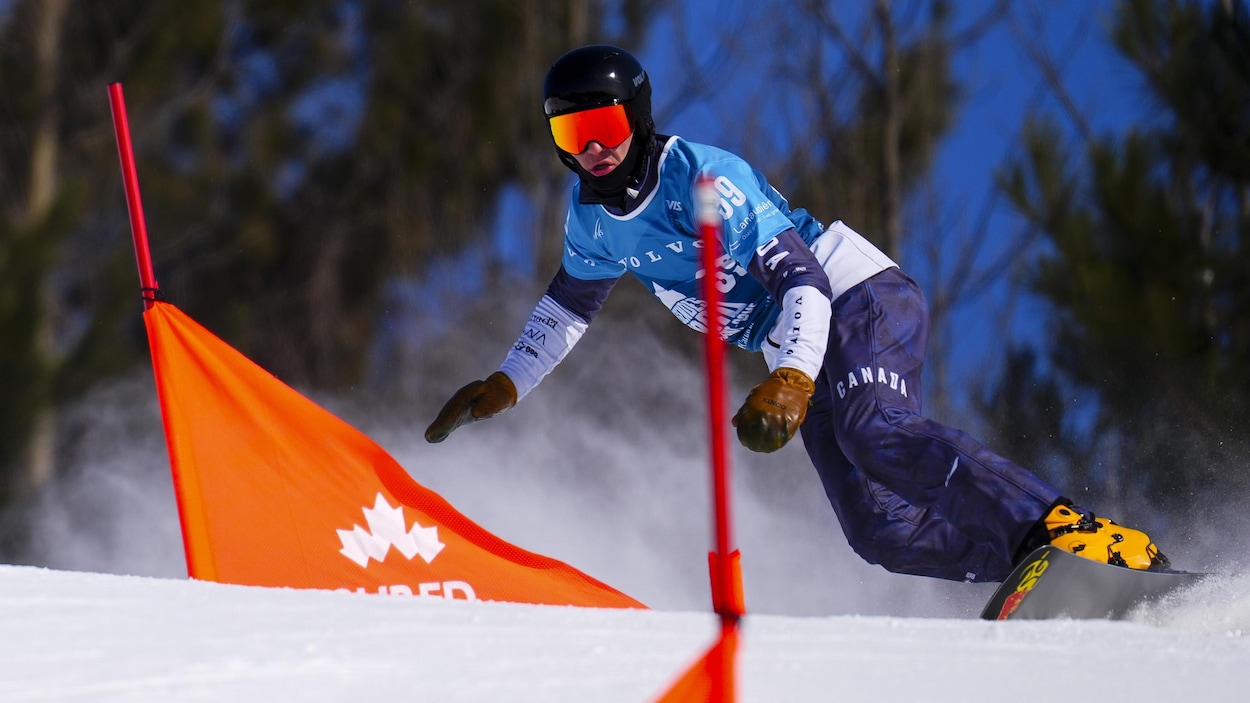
[424,44,1167,583]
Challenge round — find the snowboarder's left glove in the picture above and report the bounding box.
[732,367,815,453]
[424,371,517,443]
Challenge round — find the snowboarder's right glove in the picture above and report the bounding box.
[424,371,518,443]
[732,367,815,453]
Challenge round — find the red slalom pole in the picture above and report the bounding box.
[108,83,159,310]
[695,174,743,702]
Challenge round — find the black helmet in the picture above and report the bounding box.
[543,44,652,125]
[543,45,656,196]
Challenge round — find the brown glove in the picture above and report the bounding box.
[731,367,815,453]
[424,371,518,443]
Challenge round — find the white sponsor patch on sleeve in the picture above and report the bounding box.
[762,284,830,380]
[499,295,589,400]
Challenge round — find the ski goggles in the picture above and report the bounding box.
[548,104,633,154]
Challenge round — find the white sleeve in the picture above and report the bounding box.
[498,295,589,400]
[762,284,830,380]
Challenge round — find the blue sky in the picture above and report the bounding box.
[923,1,1148,411]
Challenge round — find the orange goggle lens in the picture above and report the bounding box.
[548,104,633,154]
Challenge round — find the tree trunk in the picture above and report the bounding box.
[875,0,903,262]
[21,0,70,498]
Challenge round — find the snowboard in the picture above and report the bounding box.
[981,545,1206,621]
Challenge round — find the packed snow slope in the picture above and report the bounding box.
[2,563,1249,702]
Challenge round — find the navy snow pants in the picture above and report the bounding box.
[799,268,1062,582]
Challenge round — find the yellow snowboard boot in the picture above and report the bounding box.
[1042,504,1169,571]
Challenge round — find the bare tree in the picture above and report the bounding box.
[737,1,1010,420]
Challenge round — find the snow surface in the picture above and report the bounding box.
[3,563,1250,702]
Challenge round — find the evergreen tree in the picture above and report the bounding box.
[990,0,1250,514]
[0,0,663,546]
